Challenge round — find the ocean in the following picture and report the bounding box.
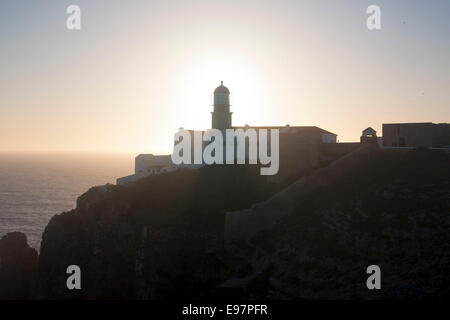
[0,152,134,250]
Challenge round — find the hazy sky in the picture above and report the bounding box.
[1,0,449,153]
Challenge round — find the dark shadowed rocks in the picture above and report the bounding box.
[0,232,38,299]
[224,148,450,299]
[31,166,273,299]
[17,149,450,299]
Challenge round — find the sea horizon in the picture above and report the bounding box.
[0,152,135,250]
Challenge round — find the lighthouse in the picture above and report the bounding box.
[211,81,232,130]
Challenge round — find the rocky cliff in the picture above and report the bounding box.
[224,148,450,299]
[32,165,275,299]
[0,232,38,299]
[1,147,449,299]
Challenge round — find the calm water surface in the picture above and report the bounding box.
[0,152,133,249]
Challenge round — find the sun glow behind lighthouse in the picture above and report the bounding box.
[1,1,449,153]
[170,49,274,131]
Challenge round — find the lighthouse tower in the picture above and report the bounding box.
[211,81,232,130]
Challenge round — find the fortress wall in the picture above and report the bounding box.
[269,142,362,184]
[269,142,320,183]
[383,123,433,147]
[225,145,377,243]
[432,124,450,147]
[319,143,362,164]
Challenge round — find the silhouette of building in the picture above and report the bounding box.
[117,82,339,185]
[211,81,337,143]
[383,123,450,148]
[212,81,232,130]
[360,127,377,144]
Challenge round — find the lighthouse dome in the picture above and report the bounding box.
[214,81,230,94]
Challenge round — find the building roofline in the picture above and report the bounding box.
[383,122,433,125]
[232,125,337,136]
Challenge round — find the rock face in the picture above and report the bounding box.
[0,232,38,299]
[224,148,450,299]
[25,148,450,299]
[225,145,378,241]
[32,166,274,299]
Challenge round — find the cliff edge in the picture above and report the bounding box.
[1,148,449,299]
